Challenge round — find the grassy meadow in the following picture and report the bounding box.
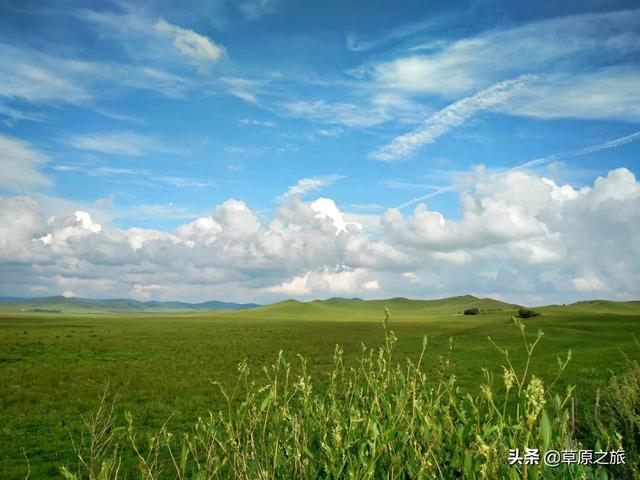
[1,296,639,478]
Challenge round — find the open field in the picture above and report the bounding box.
[1,296,639,477]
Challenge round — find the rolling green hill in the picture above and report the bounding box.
[0,296,261,313]
[2,294,638,319]
[241,294,521,321]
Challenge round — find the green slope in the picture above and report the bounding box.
[239,295,521,321]
[1,294,637,319]
[0,296,260,313]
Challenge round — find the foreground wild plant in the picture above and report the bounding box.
[60,311,632,479]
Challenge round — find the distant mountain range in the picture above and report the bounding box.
[0,296,261,313]
[0,294,636,315]
[0,294,517,315]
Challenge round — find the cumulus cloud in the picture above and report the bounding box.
[310,198,362,234]
[1,168,638,303]
[268,268,380,296]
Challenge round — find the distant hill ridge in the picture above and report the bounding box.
[0,295,637,314]
[0,296,261,313]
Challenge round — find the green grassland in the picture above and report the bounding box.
[0,296,639,477]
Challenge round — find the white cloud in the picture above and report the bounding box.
[0,103,47,126]
[0,134,51,191]
[371,9,640,96]
[154,19,225,63]
[95,195,115,207]
[360,9,640,128]
[310,198,362,234]
[81,9,225,66]
[267,268,378,297]
[0,45,92,104]
[67,131,183,157]
[240,0,282,20]
[317,128,342,137]
[222,77,261,104]
[345,16,448,53]
[500,67,640,122]
[363,280,380,291]
[74,211,102,233]
[1,168,639,303]
[0,9,227,114]
[239,118,274,127]
[371,75,534,161]
[279,175,344,199]
[283,100,389,128]
[0,43,193,105]
[397,131,640,209]
[154,176,215,188]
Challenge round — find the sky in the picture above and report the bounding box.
[0,0,639,305]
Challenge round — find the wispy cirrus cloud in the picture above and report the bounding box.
[223,77,262,104]
[0,134,51,192]
[67,131,188,157]
[240,0,283,20]
[0,102,47,126]
[346,18,443,53]
[278,175,345,200]
[80,8,226,65]
[515,130,640,171]
[0,42,194,107]
[500,67,640,122]
[0,10,224,117]
[239,118,274,127]
[371,9,640,96]
[283,100,389,128]
[154,18,225,63]
[53,163,216,190]
[381,180,443,190]
[371,75,534,161]
[0,45,92,104]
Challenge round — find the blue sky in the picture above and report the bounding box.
[1,0,639,303]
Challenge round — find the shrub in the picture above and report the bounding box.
[62,315,619,479]
[464,307,479,315]
[518,308,541,318]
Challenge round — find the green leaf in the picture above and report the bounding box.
[180,441,188,475]
[464,451,472,472]
[260,391,273,413]
[540,408,552,452]
[58,467,78,480]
